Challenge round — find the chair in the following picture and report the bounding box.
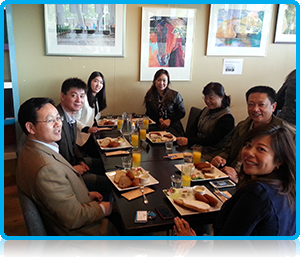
[17,188,47,236]
[185,106,202,137]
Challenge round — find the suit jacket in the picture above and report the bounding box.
[16,139,110,236]
[56,104,84,166]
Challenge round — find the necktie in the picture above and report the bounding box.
[68,122,75,144]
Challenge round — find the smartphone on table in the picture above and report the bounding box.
[155,205,174,220]
[209,179,236,189]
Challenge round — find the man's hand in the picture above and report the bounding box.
[89,191,103,202]
[211,156,226,169]
[159,118,171,128]
[100,201,112,216]
[88,126,100,134]
[221,166,238,183]
[176,137,188,146]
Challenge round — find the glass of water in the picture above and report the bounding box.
[121,157,132,171]
[171,174,182,188]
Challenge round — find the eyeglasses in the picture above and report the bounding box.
[203,95,219,101]
[36,116,64,125]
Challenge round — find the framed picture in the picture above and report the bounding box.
[207,4,273,56]
[274,4,296,43]
[44,4,126,57]
[140,7,196,81]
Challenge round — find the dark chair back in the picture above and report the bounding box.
[185,107,202,137]
[17,188,47,236]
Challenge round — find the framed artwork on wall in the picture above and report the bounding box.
[140,7,196,81]
[274,4,296,43]
[44,4,126,57]
[206,4,273,56]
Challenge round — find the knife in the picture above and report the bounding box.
[214,188,230,199]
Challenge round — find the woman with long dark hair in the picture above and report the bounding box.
[177,82,234,161]
[75,71,107,157]
[174,124,296,236]
[144,69,185,136]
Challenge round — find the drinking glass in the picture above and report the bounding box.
[171,175,182,188]
[183,152,193,164]
[192,145,202,163]
[143,116,149,130]
[139,125,147,141]
[121,157,132,171]
[181,164,194,188]
[117,117,124,130]
[106,113,113,119]
[132,148,141,168]
[165,140,173,151]
[131,129,139,148]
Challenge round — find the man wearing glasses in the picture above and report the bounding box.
[16,98,117,235]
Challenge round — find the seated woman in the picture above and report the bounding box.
[75,71,107,158]
[174,123,296,236]
[144,69,185,137]
[177,82,234,161]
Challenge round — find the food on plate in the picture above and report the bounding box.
[114,170,127,184]
[98,119,116,126]
[164,188,182,200]
[195,192,209,204]
[194,161,211,170]
[104,121,115,125]
[139,173,150,185]
[99,137,127,148]
[193,185,205,195]
[201,167,215,173]
[118,176,132,189]
[131,178,140,187]
[126,170,135,180]
[173,198,210,213]
[108,141,119,148]
[203,194,219,207]
[163,133,173,139]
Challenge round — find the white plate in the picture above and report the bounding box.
[106,168,159,191]
[97,137,132,151]
[146,131,176,143]
[97,118,117,127]
[175,163,228,181]
[163,187,223,216]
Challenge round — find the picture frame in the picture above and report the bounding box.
[206,4,273,56]
[44,4,126,57]
[140,7,196,81]
[274,4,296,44]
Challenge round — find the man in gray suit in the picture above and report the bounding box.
[16,98,117,235]
[56,78,112,202]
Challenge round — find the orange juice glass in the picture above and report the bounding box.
[143,116,149,130]
[132,148,141,168]
[131,133,139,147]
[192,145,202,163]
[139,128,147,141]
[117,117,123,130]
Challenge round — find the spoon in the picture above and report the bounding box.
[140,185,148,204]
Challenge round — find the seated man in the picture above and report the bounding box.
[16,97,117,236]
[211,86,296,183]
[56,78,112,202]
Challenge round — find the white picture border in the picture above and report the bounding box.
[274,4,296,44]
[207,4,273,56]
[44,4,126,57]
[140,7,196,81]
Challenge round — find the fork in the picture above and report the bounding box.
[213,187,230,199]
[140,185,149,204]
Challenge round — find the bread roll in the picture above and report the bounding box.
[204,194,218,207]
[203,173,216,179]
[118,176,132,188]
[202,167,214,173]
[194,162,211,170]
[114,170,126,184]
[131,178,140,187]
[108,141,119,148]
[100,138,111,148]
[195,192,209,204]
[174,198,210,213]
[126,170,135,180]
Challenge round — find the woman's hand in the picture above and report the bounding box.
[174,217,196,236]
[176,137,188,146]
[88,127,100,134]
[221,166,238,183]
[159,118,171,128]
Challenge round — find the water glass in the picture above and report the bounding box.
[183,152,193,164]
[106,113,113,119]
[192,145,202,163]
[132,148,141,168]
[121,157,132,171]
[171,175,182,188]
[165,140,173,151]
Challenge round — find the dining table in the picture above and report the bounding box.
[93,122,236,236]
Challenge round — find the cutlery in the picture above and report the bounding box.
[140,185,149,204]
[214,187,230,199]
